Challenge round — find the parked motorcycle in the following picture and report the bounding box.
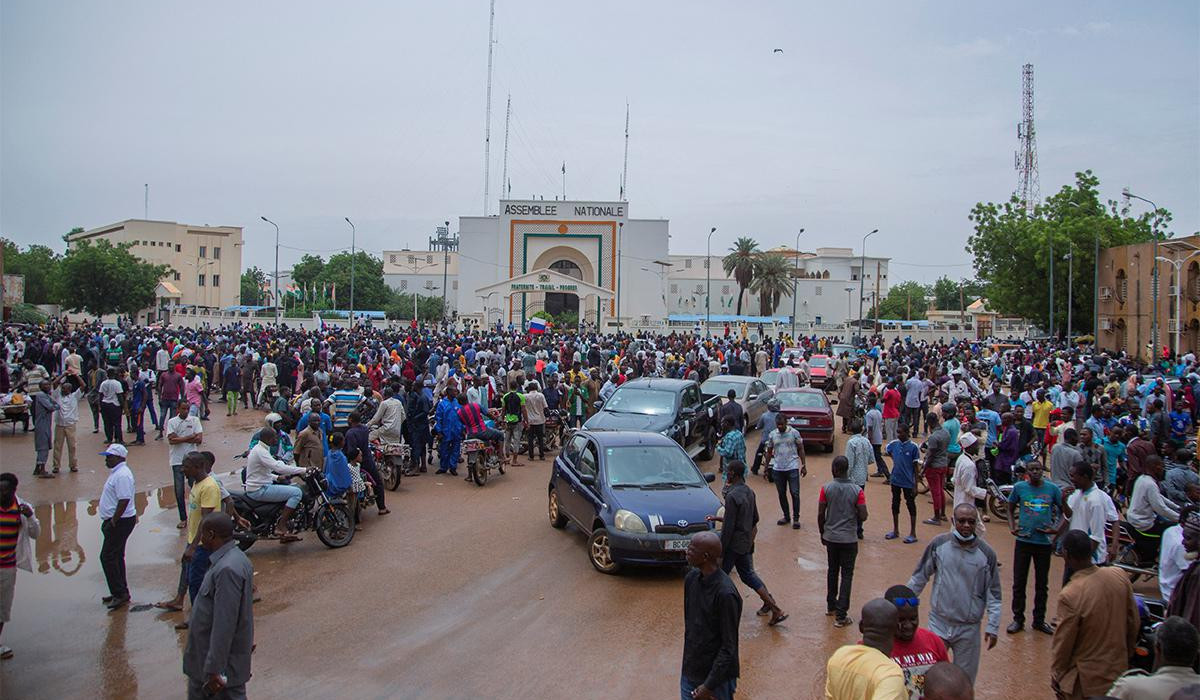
[1131,594,1167,672]
[544,409,565,451]
[1111,521,1160,583]
[463,437,505,486]
[370,438,407,488]
[230,470,356,550]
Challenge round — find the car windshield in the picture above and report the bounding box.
[701,379,744,398]
[777,392,826,409]
[760,371,780,387]
[605,445,707,487]
[603,387,676,415]
[809,357,827,368]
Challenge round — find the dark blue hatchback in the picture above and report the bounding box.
[548,430,724,574]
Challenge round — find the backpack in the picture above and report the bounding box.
[503,392,522,422]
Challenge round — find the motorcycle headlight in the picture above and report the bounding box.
[614,509,647,533]
[714,506,725,532]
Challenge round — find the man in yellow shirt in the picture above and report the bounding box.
[1031,390,1054,453]
[826,598,909,699]
[157,452,223,620]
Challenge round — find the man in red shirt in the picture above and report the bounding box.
[882,378,903,443]
[885,584,950,699]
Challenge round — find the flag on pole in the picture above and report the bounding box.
[529,316,548,335]
[331,283,337,307]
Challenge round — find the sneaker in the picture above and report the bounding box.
[833,616,853,628]
[777,517,790,526]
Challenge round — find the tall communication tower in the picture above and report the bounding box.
[481,0,496,215]
[1014,63,1040,215]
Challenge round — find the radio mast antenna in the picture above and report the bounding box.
[481,0,496,214]
[500,94,511,207]
[621,102,629,201]
[1014,63,1040,216]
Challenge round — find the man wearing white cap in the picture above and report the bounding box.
[98,443,136,610]
[952,432,987,514]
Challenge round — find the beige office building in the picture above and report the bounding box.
[66,219,243,319]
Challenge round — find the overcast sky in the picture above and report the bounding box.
[2,1,1197,283]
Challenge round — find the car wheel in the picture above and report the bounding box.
[698,429,716,462]
[824,441,835,453]
[587,527,622,574]
[548,488,568,529]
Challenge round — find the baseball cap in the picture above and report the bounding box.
[99,443,128,459]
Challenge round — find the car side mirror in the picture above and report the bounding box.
[681,406,697,417]
[703,473,716,483]
[593,400,604,411]
[579,473,596,487]
[747,393,758,401]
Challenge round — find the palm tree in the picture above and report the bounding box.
[751,253,794,316]
[722,237,759,315]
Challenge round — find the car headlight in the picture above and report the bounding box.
[614,509,647,533]
[714,506,725,532]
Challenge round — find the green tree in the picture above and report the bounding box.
[750,253,793,316]
[1,240,62,304]
[58,240,170,317]
[930,276,986,311]
[318,251,390,310]
[721,237,759,315]
[385,291,444,321]
[967,170,1168,333]
[291,254,325,289]
[240,266,267,305]
[872,280,930,320]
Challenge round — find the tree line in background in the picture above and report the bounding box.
[240,251,445,322]
[2,231,169,322]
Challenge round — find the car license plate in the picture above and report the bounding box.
[790,418,809,426]
[664,538,690,551]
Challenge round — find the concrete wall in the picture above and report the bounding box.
[1097,235,1200,360]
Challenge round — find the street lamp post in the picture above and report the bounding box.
[1125,189,1162,356]
[1063,247,1073,341]
[401,258,439,323]
[616,222,623,333]
[1155,251,1200,357]
[260,216,280,325]
[790,228,805,341]
[345,217,356,327]
[857,229,878,339]
[705,227,716,336]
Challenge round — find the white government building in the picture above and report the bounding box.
[382,199,889,331]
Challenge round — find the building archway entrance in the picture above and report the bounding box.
[545,260,582,317]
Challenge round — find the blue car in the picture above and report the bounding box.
[548,430,724,574]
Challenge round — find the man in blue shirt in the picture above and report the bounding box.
[1005,462,1062,635]
[885,424,920,544]
[434,387,463,476]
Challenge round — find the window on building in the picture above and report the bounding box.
[141,240,148,246]
[407,255,416,264]
[400,280,408,290]
[176,244,182,252]
[389,255,396,263]
[452,281,458,290]
[212,275,220,287]
[722,285,730,295]
[200,246,207,258]
[213,247,221,260]
[703,259,710,269]
[173,271,181,281]
[425,280,434,289]
[815,286,822,296]
[426,254,433,264]
[670,283,678,294]
[684,259,692,269]
[694,284,704,294]
[198,274,206,287]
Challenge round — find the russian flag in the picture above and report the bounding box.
[529,317,548,335]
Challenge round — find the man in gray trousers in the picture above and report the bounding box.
[907,503,1002,685]
[184,513,254,700]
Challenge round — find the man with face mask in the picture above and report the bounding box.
[883,584,950,700]
[906,504,1001,686]
[0,472,41,660]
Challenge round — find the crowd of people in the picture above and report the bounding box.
[2,317,1200,698]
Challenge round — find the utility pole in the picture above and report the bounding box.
[857,229,878,340]
[345,217,356,327]
[1125,189,1163,359]
[790,229,805,340]
[705,227,717,336]
[874,260,881,334]
[1064,247,1073,341]
[616,222,624,332]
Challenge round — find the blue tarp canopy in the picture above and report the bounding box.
[668,313,791,324]
[222,305,273,312]
[876,319,930,328]
[321,310,386,319]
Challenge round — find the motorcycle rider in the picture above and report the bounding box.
[366,385,406,444]
[244,429,307,542]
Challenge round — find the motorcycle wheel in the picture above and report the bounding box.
[1115,546,1146,582]
[381,458,401,491]
[986,493,1009,520]
[234,530,257,552]
[472,458,488,487]
[315,503,355,548]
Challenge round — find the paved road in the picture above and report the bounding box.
[0,406,1153,699]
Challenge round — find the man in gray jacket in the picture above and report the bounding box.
[184,513,254,699]
[907,503,1002,685]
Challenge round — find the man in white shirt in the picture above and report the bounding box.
[1062,461,1120,571]
[166,401,203,528]
[953,433,987,511]
[244,430,307,542]
[155,345,170,373]
[1159,517,1192,602]
[256,357,278,407]
[98,368,125,444]
[98,444,136,610]
[1127,455,1180,565]
[50,374,81,473]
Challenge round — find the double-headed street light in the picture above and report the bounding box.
[1155,250,1200,357]
[345,217,356,326]
[857,229,878,338]
[790,229,805,341]
[1124,188,1162,355]
[260,216,280,325]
